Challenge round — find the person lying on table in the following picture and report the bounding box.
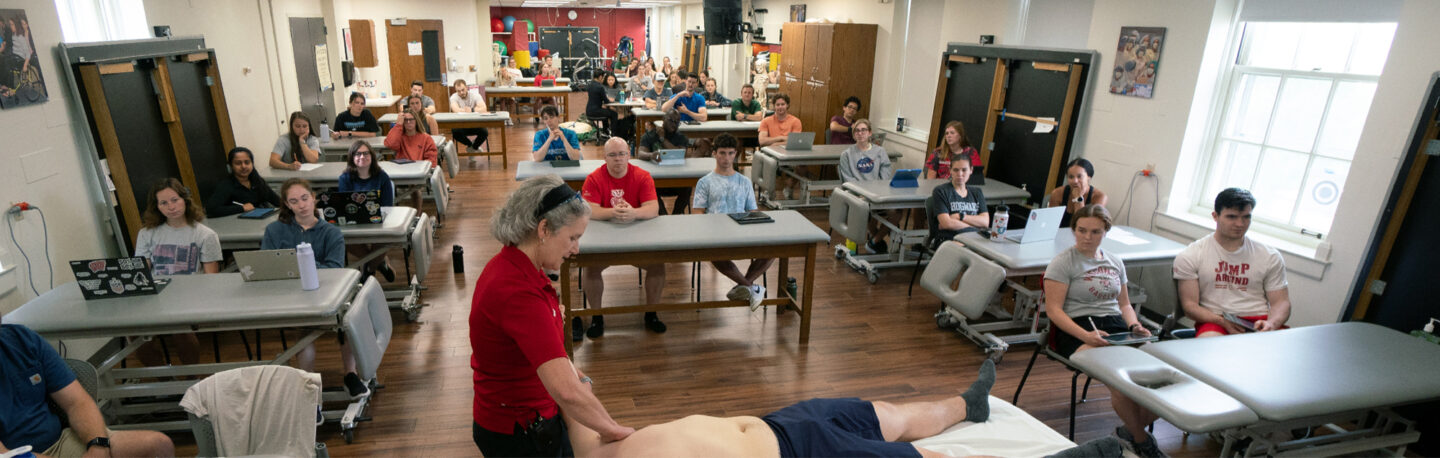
[829,96,861,145]
[268,111,320,171]
[1,319,175,458]
[927,155,989,250]
[1042,204,1164,458]
[838,118,900,254]
[383,110,438,210]
[731,84,765,122]
[759,93,805,200]
[260,178,369,398]
[636,109,693,215]
[338,140,396,283]
[134,178,221,368]
[395,80,435,114]
[1046,158,1109,228]
[532,105,583,162]
[660,70,708,122]
[448,79,491,154]
[332,91,380,140]
[1173,188,1291,337]
[691,133,773,311]
[576,138,667,340]
[206,146,281,218]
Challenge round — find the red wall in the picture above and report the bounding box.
[490,7,646,61]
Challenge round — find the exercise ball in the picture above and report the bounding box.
[528,42,540,56]
[490,18,503,33]
[502,16,516,32]
[514,50,532,69]
[494,40,508,57]
[523,19,535,33]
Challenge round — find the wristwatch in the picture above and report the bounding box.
[86,436,110,449]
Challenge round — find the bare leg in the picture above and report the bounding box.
[583,266,607,309]
[296,344,316,372]
[643,264,666,304]
[875,360,995,442]
[341,338,359,375]
[111,429,175,457]
[1112,391,1159,443]
[743,258,775,284]
[711,260,752,286]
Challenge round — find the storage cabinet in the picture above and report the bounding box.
[350,19,377,68]
[777,22,876,144]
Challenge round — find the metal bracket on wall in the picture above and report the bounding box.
[1425,139,1440,156]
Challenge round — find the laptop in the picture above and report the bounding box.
[785,132,815,151]
[605,87,621,101]
[316,190,383,225]
[1005,206,1065,243]
[657,148,686,166]
[233,249,301,282]
[540,78,557,87]
[69,257,166,300]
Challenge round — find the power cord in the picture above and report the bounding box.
[7,203,53,297]
[1113,170,1162,231]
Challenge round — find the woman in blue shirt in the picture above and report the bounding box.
[336,141,396,281]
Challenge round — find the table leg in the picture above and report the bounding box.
[562,263,574,353]
[501,126,509,169]
[778,256,790,311]
[801,245,816,345]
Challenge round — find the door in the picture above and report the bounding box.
[387,19,448,112]
[289,18,335,126]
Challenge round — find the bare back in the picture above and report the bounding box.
[568,414,780,458]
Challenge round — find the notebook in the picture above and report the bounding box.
[657,149,686,166]
[1005,206,1064,244]
[68,257,166,300]
[238,207,278,219]
[233,249,300,282]
[317,190,383,225]
[728,212,773,225]
[785,132,815,151]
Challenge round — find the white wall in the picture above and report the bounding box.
[337,0,492,97]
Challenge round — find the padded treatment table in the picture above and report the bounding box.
[3,269,364,432]
[380,111,511,170]
[634,107,737,139]
[365,95,400,117]
[753,144,903,209]
[485,77,571,86]
[828,178,1029,283]
[1073,322,1440,457]
[484,86,573,123]
[515,158,716,191]
[559,211,828,352]
[317,134,449,163]
[259,160,448,221]
[912,396,1076,457]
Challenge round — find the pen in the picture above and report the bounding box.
[1088,317,1098,332]
[232,201,245,207]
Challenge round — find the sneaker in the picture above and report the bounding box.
[343,372,370,399]
[644,312,667,333]
[748,285,766,312]
[571,317,584,342]
[586,316,605,338]
[377,262,396,283]
[1115,426,1168,458]
[727,284,754,303]
[867,239,889,254]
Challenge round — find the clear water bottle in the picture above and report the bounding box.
[318,120,332,143]
[990,204,1009,242]
[296,243,320,291]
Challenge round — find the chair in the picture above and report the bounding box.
[330,276,394,442]
[1159,279,1196,339]
[182,365,324,457]
[828,187,869,247]
[1011,320,1096,441]
[907,195,941,297]
[49,359,100,428]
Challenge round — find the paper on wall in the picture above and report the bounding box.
[408,41,423,56]
[1033,117,1056,134]
[314,44,333,91]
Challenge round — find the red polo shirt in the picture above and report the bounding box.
[470,245,568,433]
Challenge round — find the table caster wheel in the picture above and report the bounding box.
[866,270,879,284]
[406,310,420,322]
[834,246,847,259]
[935,313,958,330]
[343,429,355,444]
[986,349,1004,363]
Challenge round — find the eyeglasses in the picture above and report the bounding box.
[605,151,630,159]
[352,151,371,157]
[854,127,871,132]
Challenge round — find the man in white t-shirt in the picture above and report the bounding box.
[691,133,773,311]
[1172,188,1292,337]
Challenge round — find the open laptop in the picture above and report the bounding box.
[1005,206,1065,243]
[69,257,165,300]
[317,190,382,225]
[233,249,301,282]
[605,87,621,102]
[540,78,556,87]
[657,148,686,166]
[786,132,815,151]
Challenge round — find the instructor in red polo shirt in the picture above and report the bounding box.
[469,174,634,457]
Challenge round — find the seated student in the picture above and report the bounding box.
[692,133,773,310]
[401,94,440,135]
[134,178,222,367]
[828,96,862,145]
[600,72,635,140]
[759,93,805,199]
[1,320,175,458]
[642,83,672,111]
[1173,188,1291,337]
[1043,205,1163,458]
[660,71,708,122]
[730,84,765,121]
[927,156,989,249]
[492,59,522,113]
[332,92,380,140]
[338,141,397,282]
[448,79,491,154]
[629,64,657,100]
[637,109,693,215]
[261,179,368,397]
[1046,158,1109,227]
[205,146,281,218]
[531,105,583,162]
[585,71,620,136]
[383,110,439,210]
[699,77,730,108]
[839,119,901,253]
[394,80,435,114]
[268,111,320,171]
[924,121,982,180]
[533,63,564,124]
[577,138,667,340]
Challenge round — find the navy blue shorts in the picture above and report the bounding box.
[761,398,921,458]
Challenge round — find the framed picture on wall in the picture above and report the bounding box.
[790,5,806,23]
[0,9,49,109]
[1109,26,1164,99]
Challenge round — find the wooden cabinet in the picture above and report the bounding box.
[350,19,377,68]
[777,22,876,144]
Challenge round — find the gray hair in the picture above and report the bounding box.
[491,174,591,245]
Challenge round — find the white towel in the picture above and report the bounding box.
[180,365,322,457]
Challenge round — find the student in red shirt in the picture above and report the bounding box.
[469,175,634,456]
[577,137,667,339]
[383,111,438,210]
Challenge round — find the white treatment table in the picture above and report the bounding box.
[1072,322,1440,457]
[317,134,449,164]
[483,86,574,122]
[379,111,510,170]
[753,144,903,209]
[515,158,716,191]
[259,160,448,221]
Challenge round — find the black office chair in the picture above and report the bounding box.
[907,195,941,297]
[1012,317,1100,440]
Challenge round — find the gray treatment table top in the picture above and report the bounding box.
[260,161,432,186]
[634,107,733,119]
[484,86,575,94]
[1071,346,1260,433]
[4,269,362,339]
[318,134,445,153]
[515,158,716,182]
[378,112,511,124]
[578,210,828,254]
[841,179,1029,206]
[956,225,1185,271]
[209,206,417,249]
[668,120,759,132]
[759,145,902,164]
[485,77,571,85]
[1143,322,1440,422]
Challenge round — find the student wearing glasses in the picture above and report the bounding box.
[828,96,862,145]
[576,138,667,340]
[338,141,397,282]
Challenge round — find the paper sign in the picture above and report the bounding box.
[408,41,423,56]
[314,44,333,90]
[1033,117,1056,134]
[299,163,324,172]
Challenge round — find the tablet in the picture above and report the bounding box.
[1223,313,1258,332]
[1102,332,1159,345]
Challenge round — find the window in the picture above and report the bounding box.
[1196,22,1395,239]
[55,0,149,43]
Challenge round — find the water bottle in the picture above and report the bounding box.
[318,120,332,143]
[786,277,798,301]
[452,245,465,273]
[296,242,320,291]
[990,204,1009,242]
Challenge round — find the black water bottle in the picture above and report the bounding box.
[452,245,465,274]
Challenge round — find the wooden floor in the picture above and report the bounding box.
[168,96,1221,456]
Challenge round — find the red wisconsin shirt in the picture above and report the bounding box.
[581,163,658,208]
[470,245,568,433]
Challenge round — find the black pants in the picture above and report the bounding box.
[473,420,574,458]
[452,127,489,150]
[657,187,692,215]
